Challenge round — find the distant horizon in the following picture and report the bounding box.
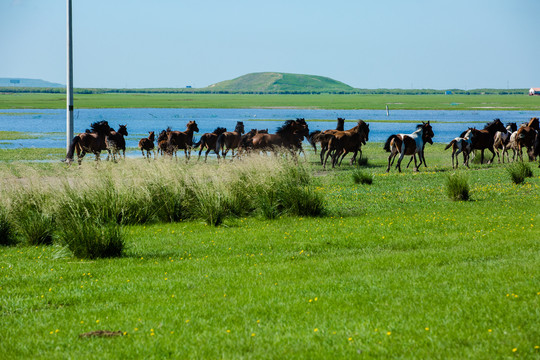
[0,75,534,92]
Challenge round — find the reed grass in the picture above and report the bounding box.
[352,169,373,185]
[0,207,16,246]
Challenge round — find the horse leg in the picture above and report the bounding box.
[412,154,419,172]
[454,149,462,169]
[406,155,414,168]
[338,150,348,166]
[487,147,496,164]
[320,146,326,165]
[480,149,485,164]
[386,152,395,172]
[395,153,405,173]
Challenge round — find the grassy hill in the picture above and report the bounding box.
[206,72,354,93]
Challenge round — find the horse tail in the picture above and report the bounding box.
[383,135,397,152]
[65,136,80,161]
[215,133,225,153]
[192,137,202,149]
[308,130,321,152]
[444,139,456,150]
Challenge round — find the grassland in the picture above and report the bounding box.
[1,144,539,359]
[1,92,540,110]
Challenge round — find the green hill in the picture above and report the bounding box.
[206,72,354,93]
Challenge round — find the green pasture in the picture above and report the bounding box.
[1,92,540,110]
[1,144,539,359]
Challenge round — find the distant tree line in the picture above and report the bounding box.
[0,87,529,95]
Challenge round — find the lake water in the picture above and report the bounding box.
[0,108,537,149]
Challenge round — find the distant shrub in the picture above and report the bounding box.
[507,162,533,184]
[352,169,373,185]
[446,173,470,201]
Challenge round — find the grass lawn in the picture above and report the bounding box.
[1,92,540,111]
[1,144,539,359]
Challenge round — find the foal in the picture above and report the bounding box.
[384,121,434,172]
[444,129,474,168]
[138,131,155,159]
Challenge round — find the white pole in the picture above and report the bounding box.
[66,0,73,152]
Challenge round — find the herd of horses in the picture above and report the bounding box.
[64,116,540,171]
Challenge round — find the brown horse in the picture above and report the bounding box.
[324,120,370,169]
[215,121,245,159]
[167,121,199,160]
[237,128,269,155]
[138,131,155,159]
[65,121,112,165]
[106,124,128,162]
[384,122,434,172]
[516,117,539,161]
[465,119,507,164]
[311,118,346,164]
[250,119,309,154]
[308,117,345,157]
[192,127,227,162]
[157,129,169,156]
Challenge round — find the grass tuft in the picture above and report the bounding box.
[352,169,373,185]
[446,173,470,201]
[507,162,533,184]
[0,207,17,246]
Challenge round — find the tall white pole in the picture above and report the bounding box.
[66,0,73,152]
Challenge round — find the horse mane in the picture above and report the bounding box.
[213,127,227,134]
[529,117,539,130]
[234,121,244,132]
[336,118,345,131]
[484,118,501,129]
[90,121,110,135]
[276,120,296,135]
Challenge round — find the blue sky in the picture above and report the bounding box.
[1,0,539,89]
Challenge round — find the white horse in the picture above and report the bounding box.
[384,121,434,172]
[445,129,474,168]
[494,123,517,163]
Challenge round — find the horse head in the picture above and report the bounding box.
[485,119,506,134]
[148,131,155,141]
[187,121,199,133]
[422,121,434,143]
[528,117,539,131]
[507,122,517,133]
[118,124,128,136]
[235,121,245,134]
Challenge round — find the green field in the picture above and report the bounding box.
[1,144,539,359]
[2,92,540,110]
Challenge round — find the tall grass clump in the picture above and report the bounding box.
[356,156,369,167]
[507,162,534,184]
[10,189,55,245]
[56,216,124,259]
[0,207,17,246]
[250,159,325,218]
[352,169,373,184]
[446,173,470,201]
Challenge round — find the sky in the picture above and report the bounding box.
[1,0,539,89]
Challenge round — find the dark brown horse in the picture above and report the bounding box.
[65,121,112,165]
[250,119,309,154]
[324,120,370,169]
[192,127,227,162]
[138,131,155,159]
[215,121,245,159]
[157,129,169,156]
[310,118,346,164]
[384,122,434,172]
[516,117,539,161]
[167,121,199,160]
[461,119,507,164]
[106,124,128,162]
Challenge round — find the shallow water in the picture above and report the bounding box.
[0,108,536,149]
